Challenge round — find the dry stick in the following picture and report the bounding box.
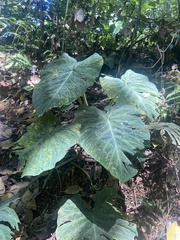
[132,181,138,213]
[156,44,165,89]
[83,93,89,106]
[151,29,180,70]
[149,29,180,93]
[156,202,172,240]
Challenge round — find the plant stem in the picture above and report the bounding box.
[78,94,89,106]
[78,97,83,105]
[83,94,89,106]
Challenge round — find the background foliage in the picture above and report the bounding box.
[1,0,180,67]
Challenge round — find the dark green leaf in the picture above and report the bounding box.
[56,187,137,240]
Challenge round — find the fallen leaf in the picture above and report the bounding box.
[74,8,85,22]
[4,181,30,199]
[64,185,82,194]
[0,177,5,197]
[0,103,5,111]
[0,169,15,175]
[167,221,180,240]
[16,107,25,115]
[0,121,12,140]
[0,139,14,149]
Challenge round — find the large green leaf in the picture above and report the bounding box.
[76,104,150,183]
[56,187,137,240]
[100,70,160,120]
[16,112,80,176]
[33,53,103,116]
[0,206,20,240]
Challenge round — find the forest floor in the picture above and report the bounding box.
[0,54,180,240]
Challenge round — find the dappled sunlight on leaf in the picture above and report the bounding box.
[33,53,103,116]
[76,103,150,183]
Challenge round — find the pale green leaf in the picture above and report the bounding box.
[56,187,137,240]
[0,225,13,240]
[33,53,103,116]
[76,104,150,183]
[100,70,160,120]
[0,206,20,240]
[16,112,80,176]
[113,21,123,35]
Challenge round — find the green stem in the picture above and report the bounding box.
[83,94,89,106]
[78,97,83,105]
[78,94,89,106]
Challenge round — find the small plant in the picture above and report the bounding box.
[14,53,180,239]
[3,52,32,72]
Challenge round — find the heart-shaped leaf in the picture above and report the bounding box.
[33,53,103,116]
[76,103,150,183]
[100,70,160,120]
[16,112,80,176]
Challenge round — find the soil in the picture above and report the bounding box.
[0,59,179,240]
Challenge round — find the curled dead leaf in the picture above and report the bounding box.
[0,177,5,197]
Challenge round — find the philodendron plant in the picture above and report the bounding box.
[14,53,180,239]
